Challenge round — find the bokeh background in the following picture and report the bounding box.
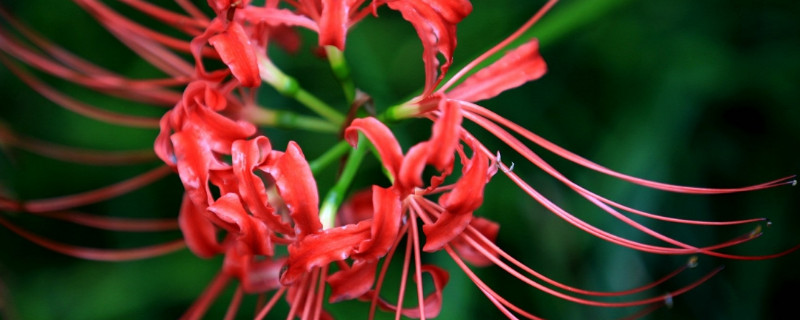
[1,0,798,319]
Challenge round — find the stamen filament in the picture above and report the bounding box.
[0,216,184,261]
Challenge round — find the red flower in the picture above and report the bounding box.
[1,0,797,319]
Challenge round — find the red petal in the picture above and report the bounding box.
[345,117,404,181]
[441,147,488,214]
[387,0,471,96]
[428,99,462,171]
[281,220,371,285]
[178,194,222,258]
[422,147,488,251]
[328,260,378,302]
[171,129,214,206]
[154,109,176,165]
[448,39,546,102]
[223,247,284,294]
[318,0,349,50]
[263,141,322,237]
[451,217,499,267]
[208,193,273,256]
[397,142,430,191]
[208,21,261,87]
[232,137,294,235]
[240,7,320,32]
[353,186,402,261]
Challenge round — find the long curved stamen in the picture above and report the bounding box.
[0,216,184,261]
[300,268,321,320]
[445,236,726,311]
[499,154,798,258]
[255,287,287,320]
[311,265,328,320]
[0,54,161,128]
[463,102,795,193]
[75,0,199,55]
[223,285,244,320]
[182,272,232,320]
[408,205,427,320]
[369,223,410,320]
[12,165,171,213]
[0,126,156,165]
[174,0,210,24]
[439,0,559,92]
[414,197,692,297]
[461,108,800,258]
[30,211,177,232]
[395,219,414,320]
[0,11,187,105]
[119,0,208,34]
[463,221,694,297]
[442,244,543,320]
[414,203,717,313]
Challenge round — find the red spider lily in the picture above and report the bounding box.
[362,0,799,318]
[1,0,797,319]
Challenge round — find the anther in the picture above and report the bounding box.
[749,225,763,238]
[686,256,699,268]
[504,162,515,173]
[664,293,674,308]
[765,218,773,228]
[792,180,797,187]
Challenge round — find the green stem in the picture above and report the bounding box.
[247,107,339,133]
[318,135,368,229]
[325,46,356,105]
[309,140,351,175]
[259,56,345,125]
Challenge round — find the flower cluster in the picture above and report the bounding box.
[0,0,797,319]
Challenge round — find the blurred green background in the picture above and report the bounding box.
[1,0,798,319]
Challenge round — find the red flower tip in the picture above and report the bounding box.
[179,194,223,258]
[345,117,404,181]
[328,260,378,303]
[265,141,322,237]
[422,146,489,252]
[318,0,349,50]
[208,22,261,87]
[448,39,547,102]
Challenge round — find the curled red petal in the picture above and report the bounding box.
[223,247,284,294]
[154,109,176,165]
[387,0,471,96]
[422,147,489,251]
[171,129,214,206]
[208,193,273,256]
[428,99,462,171]
[178,194,222,258]
[451,217,499,267]
[441,146,489,214]
[328,260,378,303]
[318,0,349,50]
[208,21,261,87]
[240,7,320,32]
[397,142,430,192]
[232,137,294,235]
[281,220,372,285]
[345,117,404,180]
[264,141,322,237]
[353,186,402,261]
[448,39,547,102]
